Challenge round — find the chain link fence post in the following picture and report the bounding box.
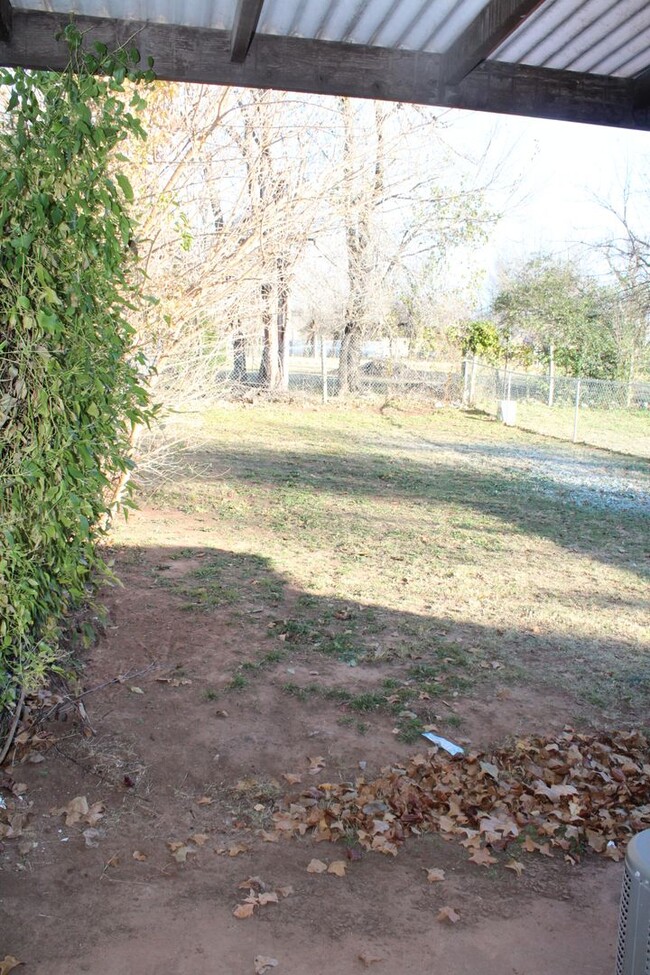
[572,378,582,443]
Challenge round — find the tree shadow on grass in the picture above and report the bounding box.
[156,440,649,582]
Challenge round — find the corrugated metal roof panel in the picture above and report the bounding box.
[492,0,650,77]
[12,0,236,30]
[258,0,488,53]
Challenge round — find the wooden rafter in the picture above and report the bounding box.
[0,0,12,42]
[0,10,648,132]
[441,0,546,86]
[230,0,265,63]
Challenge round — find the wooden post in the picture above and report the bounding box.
[321,335,328,404]
[462,356,469,405]
[572,378,581,443]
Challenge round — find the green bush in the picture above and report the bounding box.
[0,27,155,709]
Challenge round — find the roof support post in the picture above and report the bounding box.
[230,0,265,63]
[441,0,545,86]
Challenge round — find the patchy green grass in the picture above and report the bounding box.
[138,402,649,724]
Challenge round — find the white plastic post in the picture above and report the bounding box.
[572,378,581,443]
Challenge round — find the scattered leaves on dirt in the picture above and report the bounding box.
[270,729,650,866]
[0,957,22,975]
[424,868,445,883]
[358,951,384,967]
[53,796,105,828]
[306,858,328,873]
[505,859,525,876]
[327,860,347,877]
[233,903,255,919]
[437,906,461,924]
[254,957,278,974]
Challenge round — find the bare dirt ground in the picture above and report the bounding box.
[0,508,624,975]
[3,405,647,974]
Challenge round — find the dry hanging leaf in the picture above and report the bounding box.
[233,903,256,919]
[505,859,525,876]
[254,957,278,974]
[358,951,384,967]
[424,868,445,883]
[0,957,22,975]
[327,860,347,877]
[437,906,460,924]
[132,850,148,861]
[306,858,328,874]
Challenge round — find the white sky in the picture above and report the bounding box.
[443,108,650,302]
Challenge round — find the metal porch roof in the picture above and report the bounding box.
[2,1,650,130]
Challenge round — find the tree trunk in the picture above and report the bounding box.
[339,321,363,394]
[232,329,247,383]
[257,282,279,388]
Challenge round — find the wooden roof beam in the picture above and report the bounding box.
[0,0,12,42]
[230,0,265,63]
[441,0,546,86]
[0,11,648,132]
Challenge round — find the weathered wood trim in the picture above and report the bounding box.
[230,0,265,63]
[441,0,546,86]
[0,10,646,131]
[0,0,12,42]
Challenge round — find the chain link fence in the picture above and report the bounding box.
[468,360,650,458]
[156,338,650,459]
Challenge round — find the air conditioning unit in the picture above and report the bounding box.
[616,829,650,975]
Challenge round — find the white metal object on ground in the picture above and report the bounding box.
[616,829,650,975]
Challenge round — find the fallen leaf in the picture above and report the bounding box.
[129,686,144,695]
[254,957,278,974]
[437,906,461,924]
[132,850,148,861]
[308,756,326,774]
[196,796,213,806]
[259,830,280,843]
[258,891,279,905]
[233,903,255,919]
[306,858,328,873]
[61,796,89,826]
[0,957,22,975]
[358,951,384,966]
[505,859,525,876]
[282,773,302,785]
[82,828,101,848]
[191,833,209,847]
[276,885,294,898]
[424,868,445,883]
[238,876,265,890]
[228,843,249,857]
[105,854,120,868]
[327,860,347,877]
[468,848,497,867]
[168,843,193,863]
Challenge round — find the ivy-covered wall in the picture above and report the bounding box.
[0,27,155,709]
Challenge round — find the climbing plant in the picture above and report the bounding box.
[0,26,155,710]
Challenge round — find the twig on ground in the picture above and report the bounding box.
[0,689,26,767]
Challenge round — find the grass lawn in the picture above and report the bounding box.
[143,401,650,730]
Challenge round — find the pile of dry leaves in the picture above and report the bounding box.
[271,729,650,864]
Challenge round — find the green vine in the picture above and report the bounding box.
[0,26,155,709]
